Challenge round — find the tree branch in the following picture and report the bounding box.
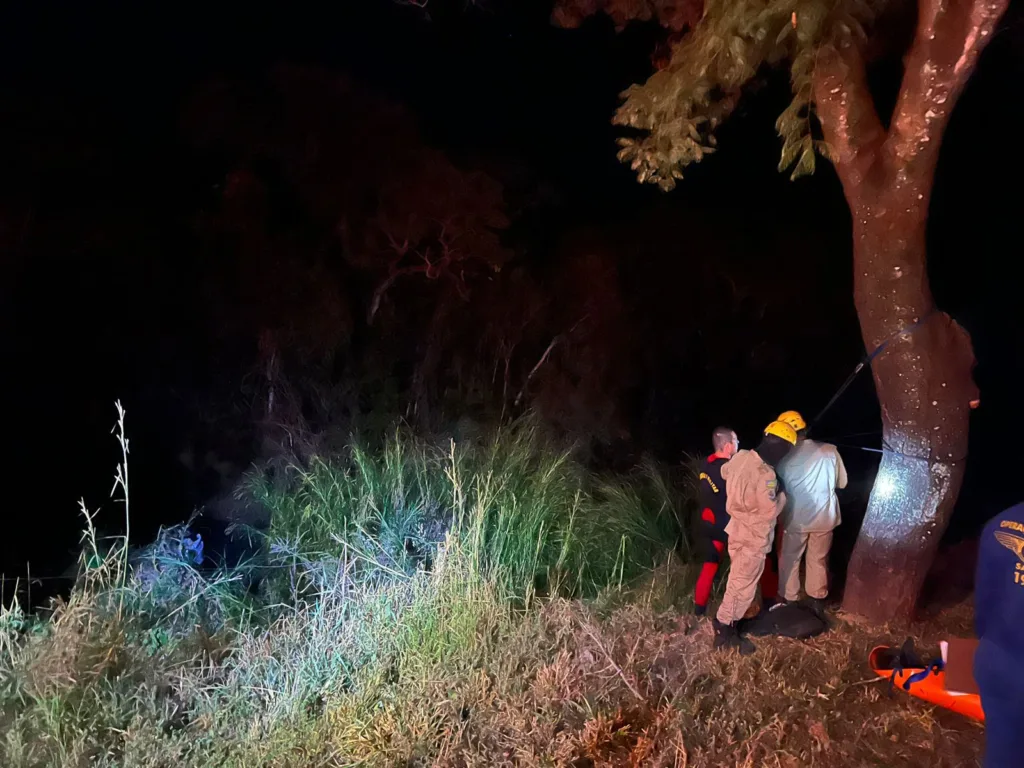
[368,264,428,323]
[513,314,589,407]
[813,38,886,195]
[885,0,1010,176]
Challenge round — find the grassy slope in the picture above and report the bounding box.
[0,416,983,767]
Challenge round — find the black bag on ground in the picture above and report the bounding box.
[737,602,828,639]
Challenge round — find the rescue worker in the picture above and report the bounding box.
[774,410,847,613]
[693,426,738,615]
[974,501,1024,768]
[713,420,797,654]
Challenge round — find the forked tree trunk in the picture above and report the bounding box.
[814,0,1005,622]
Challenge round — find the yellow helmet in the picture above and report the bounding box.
[777,410,807,432]
[764,420,798,445]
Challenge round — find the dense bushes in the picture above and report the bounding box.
[0,411,690,767]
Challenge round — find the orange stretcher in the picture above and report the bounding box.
[869,644,985,721]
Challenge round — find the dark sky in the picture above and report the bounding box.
[2,1,1022,585]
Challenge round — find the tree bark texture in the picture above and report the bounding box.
[814,0,1006,622]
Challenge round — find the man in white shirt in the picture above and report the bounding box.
[774,410,848,610]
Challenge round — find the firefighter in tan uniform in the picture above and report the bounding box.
[713,420,798,654]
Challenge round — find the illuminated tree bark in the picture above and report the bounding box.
[814,0,1004,621]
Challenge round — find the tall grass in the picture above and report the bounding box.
[0,409,693,767]
[250,417,684,601]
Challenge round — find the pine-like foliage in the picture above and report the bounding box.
[554,0,885,190]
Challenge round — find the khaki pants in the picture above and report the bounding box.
[779,530,833,601]
[716,543,766,625]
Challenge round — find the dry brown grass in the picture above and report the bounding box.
[286,567,983,767]
[4,558,982,768]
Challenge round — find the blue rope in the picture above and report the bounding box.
[810,310,937,431]
[886,654,944,696]
[900,660,944,691]
[866,310,937,365]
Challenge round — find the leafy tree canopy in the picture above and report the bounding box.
[553,0,895,190]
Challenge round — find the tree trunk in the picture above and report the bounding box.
[812,0,1006,622]
[841,187,977,622]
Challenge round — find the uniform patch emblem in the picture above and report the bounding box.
[699,472,720,494]
[995,530,1024,564]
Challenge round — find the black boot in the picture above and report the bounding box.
[694,602,707,616]
[712,619,756,655]
[806,597,833,630]
[803,596,828,621]
[737,631,756,655]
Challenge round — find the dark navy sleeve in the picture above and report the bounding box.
[975,502,1024,642]
[973,500,1024,768]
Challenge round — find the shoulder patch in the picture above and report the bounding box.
[994,530,1024,564]
[766,478,777,501]
[699,471,720,493]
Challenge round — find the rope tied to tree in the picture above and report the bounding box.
[810,310,937,430]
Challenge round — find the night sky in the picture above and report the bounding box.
[2,1,1022,587]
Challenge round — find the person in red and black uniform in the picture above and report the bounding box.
[693,427,738,615]
[693,426,781,616]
